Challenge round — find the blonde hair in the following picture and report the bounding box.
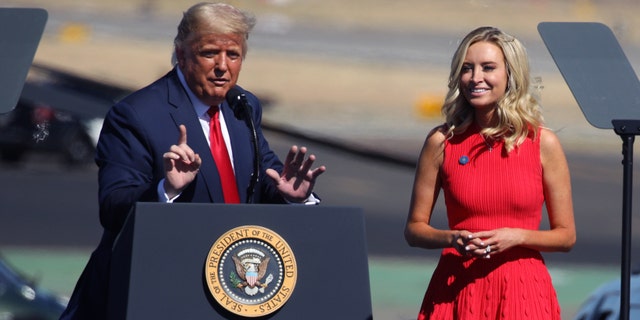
[442,26,543,153]
[172,2,256,64]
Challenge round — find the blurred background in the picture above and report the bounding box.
[1,0,640,319]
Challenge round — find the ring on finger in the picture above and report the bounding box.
[485,244,491,254]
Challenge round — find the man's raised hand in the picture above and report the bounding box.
[265,145,326,203]
[163,124,202,198]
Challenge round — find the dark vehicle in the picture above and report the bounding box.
[0,81,109,165]
[0,66,126,166]
[0,83,99,164]
[0,256,67,320]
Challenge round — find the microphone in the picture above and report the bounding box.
[225,86,249,119]
[225,86,260,204]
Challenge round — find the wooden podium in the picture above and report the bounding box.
[108,203,373,319]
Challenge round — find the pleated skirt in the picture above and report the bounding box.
[417,247,561,320]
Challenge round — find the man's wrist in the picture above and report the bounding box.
[158,178,181,203]
[286,193,321,205]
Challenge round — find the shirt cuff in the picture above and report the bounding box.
[157,178,181,203]
[286,193,321,205]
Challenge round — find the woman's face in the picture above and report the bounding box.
[459,41,508,110]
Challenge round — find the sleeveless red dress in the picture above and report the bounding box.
[417,125,561,319]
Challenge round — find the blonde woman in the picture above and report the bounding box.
[405,26,576,319]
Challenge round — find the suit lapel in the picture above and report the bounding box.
[166,70,225,203]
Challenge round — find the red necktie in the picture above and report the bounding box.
[208,106,240,203]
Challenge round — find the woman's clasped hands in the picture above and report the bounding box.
[453,231,494,259]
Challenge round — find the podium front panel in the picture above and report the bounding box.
[109,203,372,319]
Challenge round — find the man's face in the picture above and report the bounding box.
[176,33,244,106]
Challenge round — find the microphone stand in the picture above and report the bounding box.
[227,88,260,204]
[242,102,260,204]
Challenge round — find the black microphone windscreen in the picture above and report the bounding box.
[225,86,247,119]
[225,86,243,106]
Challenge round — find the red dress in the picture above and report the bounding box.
[417,125,561,319]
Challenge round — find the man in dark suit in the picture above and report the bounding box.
[60,3,325,319]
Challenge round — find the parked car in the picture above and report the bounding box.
[0,255,67,320]
[0,80,113,165]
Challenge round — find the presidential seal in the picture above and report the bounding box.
[205,226,297,317]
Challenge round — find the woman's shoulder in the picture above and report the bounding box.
[426,124,448,143]
[538,127,567,159]
[538,127,561,146]
[419,125,448,157]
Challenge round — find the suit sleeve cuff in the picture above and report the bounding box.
[158,178,181,203]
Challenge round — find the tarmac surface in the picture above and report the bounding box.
[12,0,640,157]
[3,0,640,319]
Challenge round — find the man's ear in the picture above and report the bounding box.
[175,47,185,67]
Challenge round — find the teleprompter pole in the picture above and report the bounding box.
[612,119,640,320]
